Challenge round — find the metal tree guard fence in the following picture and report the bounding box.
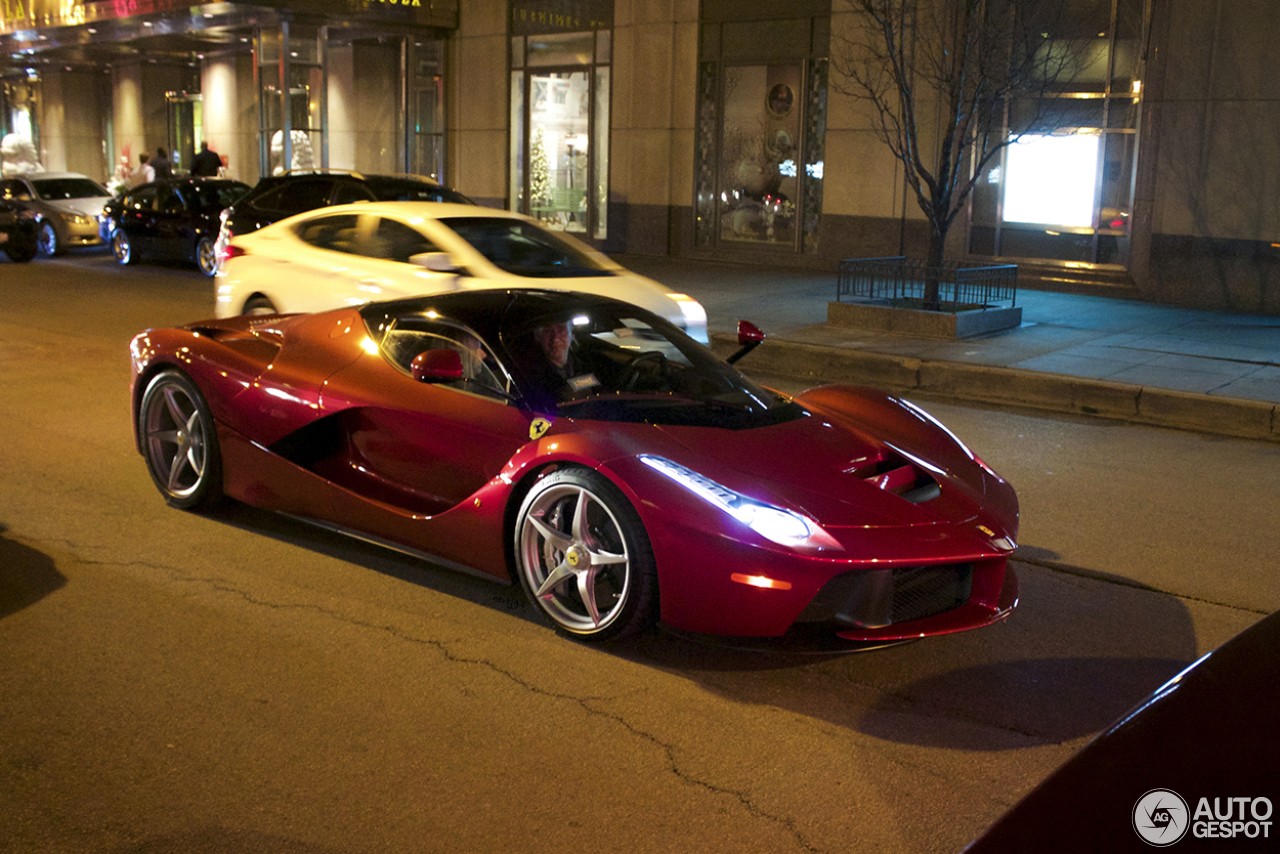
[837,257,1018,311]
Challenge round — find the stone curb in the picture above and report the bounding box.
[711,332,1280,442]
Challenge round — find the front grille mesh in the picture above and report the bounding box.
[889,564,972,624]
[796,563,973,629]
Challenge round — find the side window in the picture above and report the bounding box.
[1,180,32,202]
[130,187,159,211]
[256,180,333,214]
[158,187,184,212]
[366,218,440,263]
[382,320,510,398]
[295,214,363,255]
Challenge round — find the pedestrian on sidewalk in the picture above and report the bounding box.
[128,153,154,188]
[151,147,172,179]
[191,141,220,177]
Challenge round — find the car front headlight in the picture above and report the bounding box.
[669,293,708,343]
[640,454,842,551]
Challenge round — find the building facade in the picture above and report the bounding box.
[3,0,1278,314]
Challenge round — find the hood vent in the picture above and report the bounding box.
[847,449,941,504]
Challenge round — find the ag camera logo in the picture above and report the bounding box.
[1134,789,1189,846]
[1133,790,1275,845]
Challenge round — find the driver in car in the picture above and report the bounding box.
[530,320,600,399]
[533,321,574,378]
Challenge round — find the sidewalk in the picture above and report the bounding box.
[616,255,1280,442]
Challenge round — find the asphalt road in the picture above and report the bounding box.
[2,253,1277,853]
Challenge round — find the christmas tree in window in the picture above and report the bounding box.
[530,126,551,207]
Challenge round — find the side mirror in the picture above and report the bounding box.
[410,251,463,274]
[725,320,765,364]
[410,349,464,382]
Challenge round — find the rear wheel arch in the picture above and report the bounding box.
[242,293,278,315]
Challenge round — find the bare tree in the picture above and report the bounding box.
[831,0,1089,308]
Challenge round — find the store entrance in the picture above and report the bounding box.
[166,94,203,175]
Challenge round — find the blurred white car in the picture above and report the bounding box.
[216,202,708,340]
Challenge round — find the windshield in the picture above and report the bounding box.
[30,178,110,200]
[443,217,614,279]
[500,303,801,427]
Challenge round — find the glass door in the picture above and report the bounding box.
[166,93,202,174]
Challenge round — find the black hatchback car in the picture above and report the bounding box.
[214,170,471,260]
[103,177,249,276]
[1,196,38,262]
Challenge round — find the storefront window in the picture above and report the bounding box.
[510,30,609,239]
[695,58,826,252]
[1003,133,1100,228]
[968,0,1146,268]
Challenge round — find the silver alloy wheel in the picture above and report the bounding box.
[37,221,58,256]
[515,468,655,639]
[139,370,222,509]
[195,236,217,276]
[111,229,133,264]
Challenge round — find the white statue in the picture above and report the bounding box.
[1,133,44,177]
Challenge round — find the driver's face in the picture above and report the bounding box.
[533,321,571,367]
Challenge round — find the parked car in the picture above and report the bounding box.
[130,289,1019,643]
[102,177,249,276]
[214,169,472,258]
[0,196,38,262]
[0,172,114,256]
[962,609,1280,852]
[216,202,710,341]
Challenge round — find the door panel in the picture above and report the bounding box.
[320,355,534,513]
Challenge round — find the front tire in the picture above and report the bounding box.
[138,370,223,509]
[195,236,218,276]
[514,468,657,641]
[111,229,135,265]
[37,221,60,257]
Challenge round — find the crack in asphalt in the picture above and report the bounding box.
[172,573,826,854]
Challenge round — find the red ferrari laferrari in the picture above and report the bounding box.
[129,289,1018,644]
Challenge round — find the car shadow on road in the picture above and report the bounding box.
[619,550,1216,750]
[197,503,1214,751]
[200,501,538,623]
[0,522,67,621]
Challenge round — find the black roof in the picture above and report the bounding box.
[360,288,650,337]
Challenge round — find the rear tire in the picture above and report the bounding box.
[195,236,218,276]
[242,294,278,316]
[111,229,135,265]
[138,370,223,510]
